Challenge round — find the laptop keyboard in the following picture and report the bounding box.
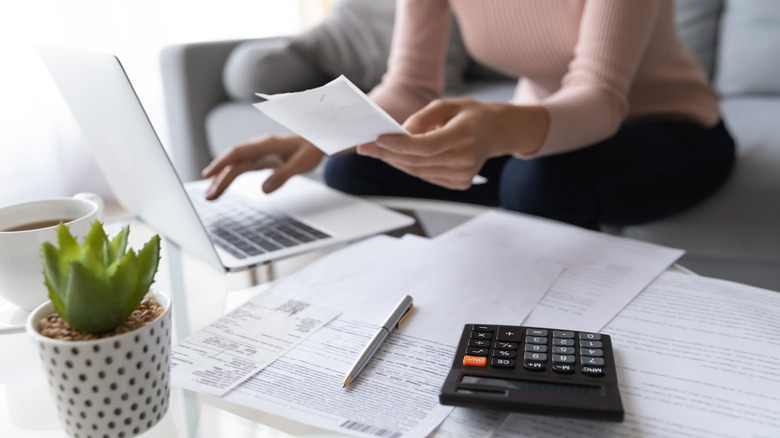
[189,192,332,260]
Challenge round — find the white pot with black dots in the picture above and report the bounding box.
[26,289,172,438]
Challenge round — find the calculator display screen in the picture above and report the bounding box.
[461,376,604,396]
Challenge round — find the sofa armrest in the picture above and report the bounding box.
[159,37,289,181]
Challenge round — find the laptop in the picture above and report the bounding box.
[36,45,414,273]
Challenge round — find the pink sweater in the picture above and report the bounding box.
[369,0,721,157]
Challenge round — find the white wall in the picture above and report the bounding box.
[0,0,321,206]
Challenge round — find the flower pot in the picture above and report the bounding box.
[26,288,172,438]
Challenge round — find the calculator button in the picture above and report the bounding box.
[552,331,574,339]
[467,347,490,356]
[579,332,602,341]
[496,327,524,342]
[581,357,605,366]
[471,331,493,340]
[525,328,548,336]
[552,364,575,374]
[463,355,487,367]
[525,336,548,345]
[580,348,603,357]
[580,340,603,348]
[468,339,491,348]
[490,358,515,368]
[472,325,496,332]
[552,346,575,354]
[494,350,517,359]
[494,341,517,350]
[552,338,575,347]
[523,352,547,362]
[523,361,546,371]
[524,344,548,353]
[581,366,605,377]
[552,354,575,364]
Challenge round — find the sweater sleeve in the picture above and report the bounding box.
[519,0,662,158]
[368,0,451,124]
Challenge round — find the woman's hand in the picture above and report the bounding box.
[356,98,548,190]
[202,134,324,200]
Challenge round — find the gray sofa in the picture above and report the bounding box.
[160,0,780,291]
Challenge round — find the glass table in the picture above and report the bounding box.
[0,197,507,437]
[0,196,694,437]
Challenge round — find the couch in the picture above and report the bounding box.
[160,0,780,291]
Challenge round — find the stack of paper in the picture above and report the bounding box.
[173,210,686,437]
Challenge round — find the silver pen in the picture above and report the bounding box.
[341,294,414,387]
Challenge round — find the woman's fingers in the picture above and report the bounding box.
[358,138,477,170]
[403,98,463,135]
[205,162,251,200]
[263,142,326,193]
[202,136,281,178]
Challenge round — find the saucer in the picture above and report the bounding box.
[0,295,30,335]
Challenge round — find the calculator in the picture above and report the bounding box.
[439,324,624,422]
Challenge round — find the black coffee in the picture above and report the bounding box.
[3,219,74,232]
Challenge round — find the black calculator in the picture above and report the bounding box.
[439,324,624,422]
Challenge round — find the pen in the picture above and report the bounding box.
[341,294,414,387]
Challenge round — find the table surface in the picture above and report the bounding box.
[0,197,505,438]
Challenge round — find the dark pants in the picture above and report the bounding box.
[324,119,736,230]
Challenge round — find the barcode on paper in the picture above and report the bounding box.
[340,420,402,438]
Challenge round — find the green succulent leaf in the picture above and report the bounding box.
[62,262,119,333]
[56,223,80,261]
[110,250,140,321]
[135,235,161,293]
[39,221,161,334]
[108,226,129,264]
[79,221,111,281]
[41,242,67,315]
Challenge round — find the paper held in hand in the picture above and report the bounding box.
[253,75,487,184]
[254,75,407,156]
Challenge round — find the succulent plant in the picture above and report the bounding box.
[40,220,161,334]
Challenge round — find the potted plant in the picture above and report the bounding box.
[26,220,172,438]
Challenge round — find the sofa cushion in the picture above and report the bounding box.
[715,0,780,96]
[673,0,723,79]
[222,39,332,101]
[288,0,471,93]
[621,97,780,263]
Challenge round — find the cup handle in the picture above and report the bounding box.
[73,192,105,221]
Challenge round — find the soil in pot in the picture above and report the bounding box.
[37,297,164,341]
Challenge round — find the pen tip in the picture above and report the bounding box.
[342,377,351,388]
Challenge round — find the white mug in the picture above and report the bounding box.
[0,193,104,311]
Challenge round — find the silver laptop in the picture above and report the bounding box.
[36,45,413,272]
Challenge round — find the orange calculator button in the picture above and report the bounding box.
[463,355,487,367]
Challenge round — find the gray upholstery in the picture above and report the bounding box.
[159,0,780,291]
[673,0,723,78]
[622,97,780,288]
[714,0,780,96]
[223,39,331,101]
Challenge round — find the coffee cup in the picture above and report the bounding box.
[0,193,104,311]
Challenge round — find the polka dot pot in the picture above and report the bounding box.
[26,289,172,438]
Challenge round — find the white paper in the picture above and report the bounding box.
[254,75,407,155]
[176,209,688,437]
[216,233,561,437]
[268,234,563,344]
[434,210,684,332]
[493,271,780,437]
[170,290,340,396]
[225,319,457,438]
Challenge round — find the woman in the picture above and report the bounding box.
[203,0,735,230]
